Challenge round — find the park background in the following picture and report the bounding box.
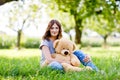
[0,0,120,80]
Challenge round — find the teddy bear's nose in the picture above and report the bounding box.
[64,51,68,55]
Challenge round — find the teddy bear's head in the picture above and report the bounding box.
[53,38,76,56]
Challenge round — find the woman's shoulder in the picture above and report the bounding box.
[39,39,50,49]
[41,39,53,46]
[41,39,50,43]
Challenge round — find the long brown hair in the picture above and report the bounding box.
[42,19,62,40]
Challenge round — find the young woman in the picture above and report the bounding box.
[39,19,99,71]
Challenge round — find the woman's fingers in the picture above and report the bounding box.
[83,54,91,62]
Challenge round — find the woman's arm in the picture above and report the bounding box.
[42,45,70,64]
[42,46,54,62]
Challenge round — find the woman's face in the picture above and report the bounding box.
[50,23,59,37]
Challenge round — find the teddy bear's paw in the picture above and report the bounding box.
[71,60,80,67]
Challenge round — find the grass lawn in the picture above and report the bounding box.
[0,47,120,80]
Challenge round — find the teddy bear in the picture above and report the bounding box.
[41,38,92,72]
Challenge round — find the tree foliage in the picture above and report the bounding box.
[47,0,103,44]
[84,0,120,45]
[43,0,120,45]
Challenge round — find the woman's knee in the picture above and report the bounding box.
[73,50,86,64]
[73,50,85,58]
[48,61,63,70]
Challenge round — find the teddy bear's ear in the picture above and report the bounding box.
[53,40,59,48]
[73,42,76,51]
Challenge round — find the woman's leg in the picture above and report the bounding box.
[48,61,64,70]
[73,50,99,71]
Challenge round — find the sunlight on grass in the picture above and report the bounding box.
[0,47,120,80]
[0,49,40,58]
[81,47,120,58]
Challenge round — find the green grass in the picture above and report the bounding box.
[0,47,120,80]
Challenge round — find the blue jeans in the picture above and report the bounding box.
[49,50,99,71]
[48,61,64,70]
[73,50,99,71]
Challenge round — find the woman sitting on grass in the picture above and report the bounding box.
[39,19,99,72]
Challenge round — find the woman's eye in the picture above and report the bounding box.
[55,27,59,29]
[50,27,53,29]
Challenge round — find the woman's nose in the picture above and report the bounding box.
[53,28,56,31]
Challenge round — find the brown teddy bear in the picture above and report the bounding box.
[41,38,91,72]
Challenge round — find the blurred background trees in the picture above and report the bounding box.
[0,0,120,49]
[43,0,120,45]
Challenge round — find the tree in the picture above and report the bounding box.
[43,0,105,45]
[7,0,42,49]
[54,0,120,46]
[85,15,116,46]
[84,0,120,46]
[0,0,17,5]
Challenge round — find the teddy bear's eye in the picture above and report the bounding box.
[63,48,65,49]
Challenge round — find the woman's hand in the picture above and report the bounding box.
[83,54,91,62]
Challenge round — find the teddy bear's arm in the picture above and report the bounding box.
[51,53,71,64]
[70,54,80,67]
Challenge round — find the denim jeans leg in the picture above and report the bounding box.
[73,50,99,71]
[48,61,64,70]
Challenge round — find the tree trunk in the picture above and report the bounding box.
[74,15,83,45]
[68,32,72,41]
[103,34,108,47]
[0,0,17,5]
[17,30,22,49]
